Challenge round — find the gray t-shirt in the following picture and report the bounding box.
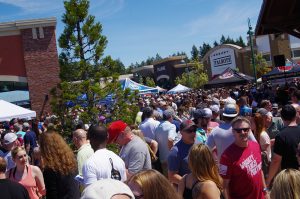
[206,122,256,161]
[119,135,151,174]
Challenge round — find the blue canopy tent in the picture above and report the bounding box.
[120,78,158,94]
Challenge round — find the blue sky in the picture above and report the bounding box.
[0,0,262,66]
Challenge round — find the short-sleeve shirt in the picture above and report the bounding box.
[219,141,264,199]
[23,131,37,155]
[119,136,151,174]
[168,139,193,176]
[273,126,300,169]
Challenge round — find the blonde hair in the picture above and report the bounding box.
[39,131,77,175]
[127,169,181,199]
[11,146,26,160]
[271,169,300,199]
[188,143,223,190]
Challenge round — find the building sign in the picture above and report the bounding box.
[210,48,236,76]
[157,66,166,72]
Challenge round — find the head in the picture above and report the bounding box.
[11,146,27,167]
[193,109,212,128]
[281,104,297,125]
[162,109,174,122]
[72,129,88,149]
[23,122,30,132]
[222,103,238,122]
[3,132,18,151]
[260,100,272,112]
[108,121,132,146]
[87,126,108,151]
[81,179,134,199]
[253,113,265,141]
[271,169,300,199]
[142,107,153,119]
[291,89,300,104]
[257,108,273,128]
[272,103,279,114]
[39,131,77,175]
[231,116,251,147]
[188,144,222,190]
[180,120,197,145]
[127,169,180,199]
[291,104,300,125]
[210,105,220,120]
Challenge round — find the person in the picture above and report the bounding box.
[270,169,300,199]
[7,147,45,199]
[297,142,300,169]
[168,120,197,186]
[82,125,126,185]
[127,169,181,199]
[266,105,300,188]
[39,131,80,199]
[23,122,38,158]
[139,107,160,140]
[206,103,256,162]
[178,143,223,199]
[72,129,94,176]
[81,179,135,199]
[154,109,177,175]
[0,132,19,170]
[108,121,151,178]
[0,157,30,199]
[219,116,266,199]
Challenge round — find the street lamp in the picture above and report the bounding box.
[247,18,257,83]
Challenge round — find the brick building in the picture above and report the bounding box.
[0,17,60,116]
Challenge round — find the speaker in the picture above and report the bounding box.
[274,55,285,67]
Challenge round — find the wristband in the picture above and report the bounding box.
[263,187,270,193]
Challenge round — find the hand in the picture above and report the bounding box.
[264,192,270,199]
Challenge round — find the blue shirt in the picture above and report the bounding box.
[24,131,37,155]
[168,139,193,176]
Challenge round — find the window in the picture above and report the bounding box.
[262,54,271,62]
[292,49,300,58]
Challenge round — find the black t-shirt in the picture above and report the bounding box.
[273,126,300,169]
[0,179,30,199]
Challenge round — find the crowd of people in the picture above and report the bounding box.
[1,82,300,199]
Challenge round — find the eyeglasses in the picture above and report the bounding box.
[134,195,144,199]
[233,128,250,134]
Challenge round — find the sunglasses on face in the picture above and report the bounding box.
[233,128,250,134]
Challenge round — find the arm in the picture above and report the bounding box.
[266,153,282,187]
[168,171,182,185]
[177,174,187,196]
[193,181,221,199]
[149,139,158,155]
[32,166,46,196]
[23,135,30,154]
[82,162,97,186]
[261,170,270,199]
[222,179,230,199]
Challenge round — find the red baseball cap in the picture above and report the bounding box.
[107,120,128,144]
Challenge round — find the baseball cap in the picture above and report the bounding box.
[210,105,220,113]
[180,120,197,131]
[23,122,30,128]
[223,104,238,117]
[81,179,134,199]
[193,108,212,119]
[257,108,268,116]
[240,106,252,116]
[272,103,279,109]
[107,121,128,144]
[4,133,17,145]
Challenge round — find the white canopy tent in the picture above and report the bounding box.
[0,100,36,121]
[156,86,167,92]
[167,84,191,94]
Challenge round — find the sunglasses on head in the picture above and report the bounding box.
[233,128,250,134]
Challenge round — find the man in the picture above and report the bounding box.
[82,125,126,185]
[0,157,30,199]
[220,116,266,199]
[154,109,177,176]
[139,107,160,140]
[0,132,18,170]
[168,120,197,186]
[272,103,280,117]
[72,129,94,176]
[23,122,37,158]
[108,121,151,178]
[266,105,300,187]
[210,104,224,124]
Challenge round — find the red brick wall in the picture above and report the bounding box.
[21,26,60,116]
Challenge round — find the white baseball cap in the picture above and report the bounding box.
[4,133,17,145]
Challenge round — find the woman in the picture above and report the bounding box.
[39,131,80,199]
[253,113,271,176]
[271,169,300,199]
[127,169,181,199]
[178,143,223,199]
[7,146,45,199]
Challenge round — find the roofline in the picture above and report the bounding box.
[202,44,242,61]
[0,17,57,32]
[255,0,268,35]
[153,56,186,65]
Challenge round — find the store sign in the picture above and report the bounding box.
[157,66,166,72]
[210,48,236,76]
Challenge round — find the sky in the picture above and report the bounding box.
[0,0,263,66]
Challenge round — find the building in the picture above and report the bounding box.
[0,17,60,115]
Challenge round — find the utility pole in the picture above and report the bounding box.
[247,18,257,83]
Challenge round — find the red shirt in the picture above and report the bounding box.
[219,141,264,199]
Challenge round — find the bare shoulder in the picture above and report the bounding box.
[193,180,220,199]
[31,165,42,175]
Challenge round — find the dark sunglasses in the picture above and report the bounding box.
[233,128,250,134]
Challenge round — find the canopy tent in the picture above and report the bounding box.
[120,78,158,93]
[156,86,167,92]
[167,84,191,94]
[205,68,254,88]
[0,100,36,121]
[262,62,300,81]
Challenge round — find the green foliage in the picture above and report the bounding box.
[191,45,200,61]
[127,53,163,72]
[252,53,271,78]
[51,0,138,138]
[199,42,212,58]
[175,61,208,89]
[145,77,156,87]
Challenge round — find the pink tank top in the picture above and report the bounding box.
[9,165,40,199]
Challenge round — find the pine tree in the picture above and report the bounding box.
[191,45,200,61]
[220,35,226,44]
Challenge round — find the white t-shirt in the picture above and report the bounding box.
[82,148,126,185]
[260,131,271,160]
